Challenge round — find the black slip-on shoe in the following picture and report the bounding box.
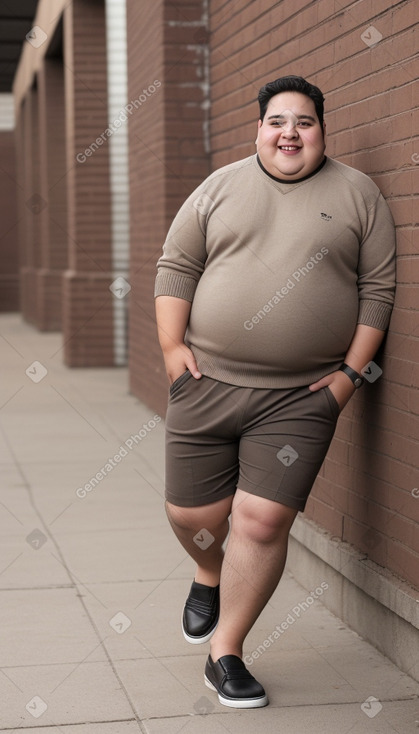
[204,654,268,708]
[182,581,219,644]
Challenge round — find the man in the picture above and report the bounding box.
[154,75,396,708]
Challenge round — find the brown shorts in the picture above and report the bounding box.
[165,372,340,511]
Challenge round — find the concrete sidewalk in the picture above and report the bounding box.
[0,313,418,733]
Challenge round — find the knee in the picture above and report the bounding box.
[165,499,231,535]
[233,500,297,545]
[165,501,198,531]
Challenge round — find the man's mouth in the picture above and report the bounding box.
[278,145,301,151]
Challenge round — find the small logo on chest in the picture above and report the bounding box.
[320,212,333,221]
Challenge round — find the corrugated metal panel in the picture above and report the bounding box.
[105,0,130,365]
[0,93,15,130]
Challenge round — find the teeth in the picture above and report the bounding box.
[280,146,299,151]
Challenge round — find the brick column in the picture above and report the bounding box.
[0,127,19,311]
[14,103,25,313]
[62,0,114,366]
[36,57,68,331]
[126,0,210,414]
[20,86,42,326]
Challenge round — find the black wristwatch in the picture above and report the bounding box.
[339,363,364,388]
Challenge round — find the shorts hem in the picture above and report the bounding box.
[164,489,236,508]
[237,482,308,512]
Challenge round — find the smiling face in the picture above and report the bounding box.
[256,91,326,180]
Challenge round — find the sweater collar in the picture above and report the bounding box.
[256,154,327,185]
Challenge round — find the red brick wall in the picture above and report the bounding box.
[19,86,40,326]
[126,0,166,415]
[0,131,19,311]
[14,0,114,360]
[14,104,27,315]
[209,0,418,588]
[127,0,210,416]
[37,57,68,331]
[62,0,114,366]
[12,0,416,585]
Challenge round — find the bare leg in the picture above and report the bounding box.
[166,496,233,587]
[209,489,298,661]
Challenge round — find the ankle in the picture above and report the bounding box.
[210,646,243,663]
[210,635,243,663]
[194,567,221,587]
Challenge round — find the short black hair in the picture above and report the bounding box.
[258,75,325,129]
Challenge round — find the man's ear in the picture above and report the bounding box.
[255,119,262,144]
[323,121,327,139]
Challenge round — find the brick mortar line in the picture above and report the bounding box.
[209,44,418,93]
[209,8,414,58]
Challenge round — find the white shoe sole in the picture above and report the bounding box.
[204,675,269,708]
[181,611,218,644]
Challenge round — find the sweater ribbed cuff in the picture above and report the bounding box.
[357,299,393,330]
[154,271,198,302]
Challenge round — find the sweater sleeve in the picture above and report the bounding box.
[357,192,396,330]
[154,188,210,302]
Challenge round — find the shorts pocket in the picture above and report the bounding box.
[169,370,192,397]
[323,386,341,418]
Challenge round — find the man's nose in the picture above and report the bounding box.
[281,121,298,136]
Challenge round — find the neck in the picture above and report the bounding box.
[256,154,327,184]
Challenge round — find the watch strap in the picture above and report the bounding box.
[339,363,364,388]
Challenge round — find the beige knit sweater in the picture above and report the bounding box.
[155,154,396,388]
